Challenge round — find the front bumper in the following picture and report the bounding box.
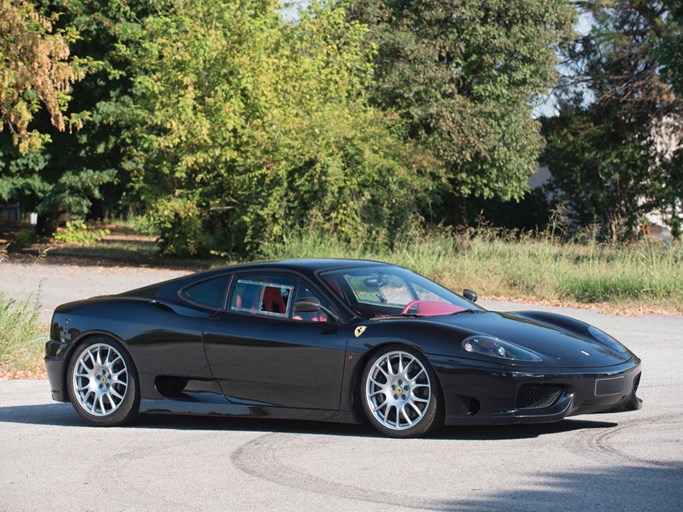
[45,340,70,402]
[430,355,642,426]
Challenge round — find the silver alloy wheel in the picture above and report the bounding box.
[365,350,431,431]
[72,343,128,417]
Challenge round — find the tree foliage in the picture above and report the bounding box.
[657,1,683,236]
[347,0,575,223]
[0,1,151,232]
[124,0,433,255]
[543,0,683,239]
[6,0,679,253]
[657,0,683,95]
[0,0,80,152]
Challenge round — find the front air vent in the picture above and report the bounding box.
[515,384,563,410]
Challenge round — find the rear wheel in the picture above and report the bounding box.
[66,337,139,426]
[361,346,442,438]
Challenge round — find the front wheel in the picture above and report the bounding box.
[66,337,139,426]
[361,347,442,438]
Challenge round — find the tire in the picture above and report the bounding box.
[360,345,442,438]
[66,336,139,426]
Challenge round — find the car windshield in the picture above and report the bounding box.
[321,265,482,318]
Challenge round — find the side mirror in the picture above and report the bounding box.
[463,289,478,303]
[293,297,321,313]
[293,297,340,323]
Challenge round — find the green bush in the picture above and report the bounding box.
[127,1,434,257]
[14,227,39,248]
[145,195,204,256]
[53,220,110,245]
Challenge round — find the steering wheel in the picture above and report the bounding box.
[401,300,424,315]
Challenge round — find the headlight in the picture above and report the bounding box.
[462,336,543,362]
[588,326,629,354]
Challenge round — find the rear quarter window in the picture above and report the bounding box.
[180,275,230,309]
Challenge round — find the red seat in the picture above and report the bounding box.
[262,286,286,314]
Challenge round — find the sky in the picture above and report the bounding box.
[533,11,595,118]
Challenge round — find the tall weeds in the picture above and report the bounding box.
[0,290,44,372]
[259,226,683,311]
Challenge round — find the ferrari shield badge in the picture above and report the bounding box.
[354,326,367,338]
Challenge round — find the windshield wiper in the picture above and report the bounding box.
[451,309,478,316]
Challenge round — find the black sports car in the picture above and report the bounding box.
[45,259,642,437]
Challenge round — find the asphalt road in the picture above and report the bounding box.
[0,260,188,324]
[1,262,682,511]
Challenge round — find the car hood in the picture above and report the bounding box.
[411,311,631,367]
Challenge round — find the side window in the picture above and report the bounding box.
[181,275,230,309]
[229,275,295,318]
[292,285,330,323]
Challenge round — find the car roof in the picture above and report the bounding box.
[124,258,394,298]
[275,258,389,270]
[198,258,391,280]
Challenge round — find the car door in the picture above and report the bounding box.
[202,272,348,410]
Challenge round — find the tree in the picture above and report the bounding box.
[0,1,150,232]
[0,0,80,153]
[347,0,574,224]
[123,0,432,255]
[657,0,683,237]
[542,98,654,239]
[543,0,683,239]
[657,0,683,95]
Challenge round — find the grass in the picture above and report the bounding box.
[0,242,46,376]
[0,290,45,375]
[260,227,683,313]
